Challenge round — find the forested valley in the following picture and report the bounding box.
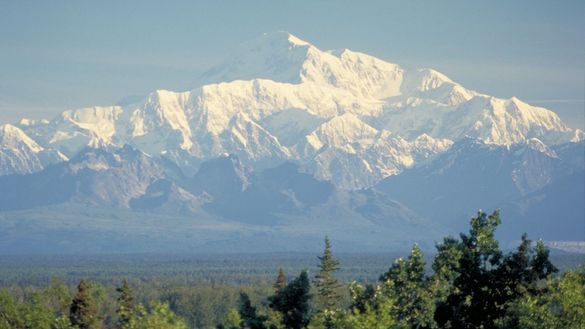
[1,210,584,329]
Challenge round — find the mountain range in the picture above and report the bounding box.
[0,32,583,253]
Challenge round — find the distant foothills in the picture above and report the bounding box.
[0,32,583,254]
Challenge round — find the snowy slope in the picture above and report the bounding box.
[5,32,582,188]
[0,124,66,175]
[375,137,583,240]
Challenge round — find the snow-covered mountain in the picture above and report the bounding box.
[0,146,448,253]
[0,124,66,176]
[375,138,584,240]
[0,145,168,210]
[2,32,583,189]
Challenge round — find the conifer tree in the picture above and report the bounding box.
[437,210,504,329]
[69,279,99,329]
[314,237,341,311]
[269,270,312,329]
[431,236,463,300]
[380,244,435,329]
[116,279,136,329]
[435,210,558,329]
[529,240,558,285]
[238,293,267,329]
[274,268,287,291]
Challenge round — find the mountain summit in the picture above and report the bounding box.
[0,32,583,253]
[2,32,583,188]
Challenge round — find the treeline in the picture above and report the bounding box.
[1,210,584,329]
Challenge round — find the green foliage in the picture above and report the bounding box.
[307,309,348,329]
[238,293,267,329]
[344,281,397,329]
[345,297,397,329]
[52,315,76,329]
[21,291,55,329]
[274,269,287,291]
[348,282,376,314]
[47,279,72,317]
[0,208,581,329]
[435,210,559,329]
[314,237,342,312]
[269,271,312,329]
[158,282,273,328]
[117,279,137,329]
[223,308,242,329]
[498,267,585,329]
[431,236,463,301]
[135,303,188,329]
[0,290,21,329]
[0,283,73,329]
[69,279,100,329]
[380,244,435,329]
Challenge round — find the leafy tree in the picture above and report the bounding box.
[498,267,585,329]
[21,291,55,329]
[342,281,397,329]
[116,279,137,329]
[345,298,396,329]
[380,244,435,329]
[0,290,21,329]
[69,279,100,329]
[435,210,558,329]
[46,278,71,317]
[348,282,376,314]
[528,240,558,287]
[430,236,463,302]
[53,315,76,329]
[492,235,557,306]
[269,271,312,329]
[222,308,242,329]
[135,303,187,329]
[435,210,503,329]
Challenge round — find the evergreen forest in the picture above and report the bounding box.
[1,210,584,329]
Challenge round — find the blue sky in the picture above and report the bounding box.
[1,0,583,128]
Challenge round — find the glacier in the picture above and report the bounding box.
[1,31,582,189]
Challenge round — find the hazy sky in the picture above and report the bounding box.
[1,0,583,128]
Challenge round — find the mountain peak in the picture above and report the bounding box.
[197,32,313,85]
[1,32,582,190]
[259,31,311,47]
[0,124,43,153]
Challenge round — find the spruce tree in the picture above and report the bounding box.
[438,210,504,329]
[529,240,558,284]
[116,279,136,329]
[69,279,99,329]
[314,237,341,311]
[274,268,287,291]
[435,210,559,329]
[380,244,435,329]
[269,270,312,329]
[238,293,267,329]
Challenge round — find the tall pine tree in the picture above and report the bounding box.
[116,279,136,329]
[314,237,341,311]
[69,279,99,329]
[274,268,287,291]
